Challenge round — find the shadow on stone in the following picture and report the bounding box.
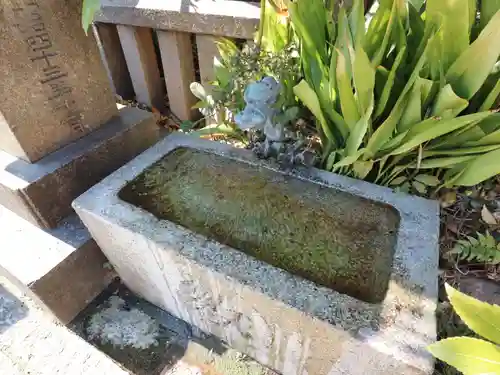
[70,279,277,375]
[70,279,187,375]
[0,283,29,336]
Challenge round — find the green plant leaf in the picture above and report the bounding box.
[346,101,373,156]
[480,0,500,31]
[365,38,430,157]
[411,155,477,169]
[412,180,427,194]
[336,49,360,127]
[215,38,239,64]
[348,0,365,47]
[370,0,400,67]
[428,337,500,375]
[449,231,500,263]
[180,120,196,131]
[352,160,374,179]
[288,0,327,63]
[432,84,469,120]
[425,0,471,73]
[363,0,392,59]
[293,80,337,146]
[353,47,375,115]
[423,145,500,157]
[446,284,500,344]
[399,77,423,131]
[379,133,411,156]
[479,79,500,111]
[190,82,208,101]
[328,45,339,101]
[374,46,407,119]
[332,149,365,170]
[449,147,500,186]
[408,0,425,11]
[465,132,500,148]
[432,123,486,149]
[415,174,440,186]
[336,7,355,80]
[407,3,425,57]
[326,151,338,171]
[190,124,237,138]
[389,176,407,186]
[446,10,500,99]
[389,112,493,156]
[468,0,477,31]
[82,0,101,34]
[261,1,289,52]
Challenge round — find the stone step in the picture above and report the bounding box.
[0,106,159,229]
[0,268,129,375]
[0,206,115,324]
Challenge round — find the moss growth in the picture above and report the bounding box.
[119,148,399,303]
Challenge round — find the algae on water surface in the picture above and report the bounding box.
[119,148,400,303]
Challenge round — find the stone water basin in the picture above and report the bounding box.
[73,133,439,375]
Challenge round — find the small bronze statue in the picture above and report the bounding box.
[235,76,318,167]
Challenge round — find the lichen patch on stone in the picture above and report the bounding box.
[86,296,160,349]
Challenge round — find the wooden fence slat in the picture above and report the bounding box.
[116,25,165,110]
[93,23,134,100]
[195,34,221,125]
[157,31,197,121]
[195,34,220,92]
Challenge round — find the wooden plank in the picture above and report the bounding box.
[195,34,220,91]
[195,34,221,125]
[116,25,165,110]
[157,31,197,121]
[96,0,260,39]
[93,23,134,100]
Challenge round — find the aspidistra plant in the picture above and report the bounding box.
[290,0,500,191]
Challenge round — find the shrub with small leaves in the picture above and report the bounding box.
[189,1,301,134]
[448,231,500,264]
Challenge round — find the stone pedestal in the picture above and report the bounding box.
[0,0,118,163]
[0,107,158,228]
[0,0,162,322]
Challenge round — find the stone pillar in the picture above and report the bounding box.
[0,0,118,163]
[0,0,161,323]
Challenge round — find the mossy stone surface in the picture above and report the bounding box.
[119,148,399,303]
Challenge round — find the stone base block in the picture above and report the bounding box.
[0,106,159,229]
[0,206,116,324]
